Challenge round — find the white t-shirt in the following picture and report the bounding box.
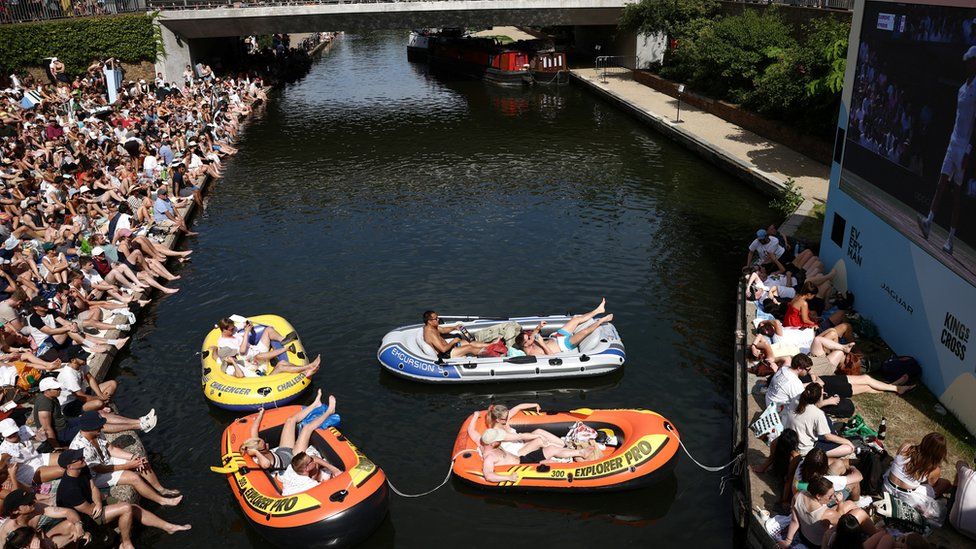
[785,404,831,456]
[749,236,785,263]
[765,367,804,408]
[142,155,159,175]
[279,447,330,496]
[57,367,85,406]
[0,426,43,466]
[0,365,18,387]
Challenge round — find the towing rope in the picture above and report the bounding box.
[664,422,744,494]
[386,451,468,498]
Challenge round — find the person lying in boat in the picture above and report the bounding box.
[515,299,613,356]
[281,449,343,496]
[468,403,567,454]
[239,391,335,473]
[422,311,490,359]
[479,428,595,483]
[214,317,320,378]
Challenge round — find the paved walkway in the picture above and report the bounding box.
[571,68,830,204]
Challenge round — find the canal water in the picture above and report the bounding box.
[111,31,774,547]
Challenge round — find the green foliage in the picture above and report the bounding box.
[0,14,159,75]
[673,9,796,103]
[769,178,804,218]
[625,3,851,141]
[619,0,721,40]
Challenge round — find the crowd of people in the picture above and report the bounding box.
[0,34,330,546]
[743,225,975,547]
[848,42,930,174]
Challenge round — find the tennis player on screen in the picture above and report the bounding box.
[917,46,976,255]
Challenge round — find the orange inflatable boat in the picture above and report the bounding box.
[451,408,679,491]
[214,406,388,547]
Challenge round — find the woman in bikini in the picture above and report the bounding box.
[518,299,613,356]
[466,403,566,455]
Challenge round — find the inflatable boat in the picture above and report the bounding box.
[451,408,679,492]
[214,406,388,548]
[201,315,312,411]
[377,315,625,383]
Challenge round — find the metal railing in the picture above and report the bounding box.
[0,0,147,24]
[595,55,637,83]
[725,0,854,11]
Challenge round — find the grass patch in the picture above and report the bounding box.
[850,338,976,482]
[791,201,825,247]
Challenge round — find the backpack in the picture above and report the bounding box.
[879,356,922,383]
[856,448,893,497]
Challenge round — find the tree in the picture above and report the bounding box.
[619,0,721,41]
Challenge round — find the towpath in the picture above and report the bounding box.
[570,68,829,229]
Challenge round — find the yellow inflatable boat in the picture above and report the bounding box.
[201,315,312,411]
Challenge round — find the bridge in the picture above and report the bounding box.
[154,0,631,81]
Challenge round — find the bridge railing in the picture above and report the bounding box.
[147,0,444,8]
[724,0,853,11]
[0,0,147,24]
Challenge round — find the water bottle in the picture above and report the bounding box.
[877,417,887,441]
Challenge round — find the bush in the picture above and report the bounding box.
[0,14,159,75]
[745,17,849,138]
[769,177,804,218]
[619,0,721,40]
[673,9,796,103]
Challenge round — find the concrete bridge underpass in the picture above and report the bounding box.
[155,0,634,82]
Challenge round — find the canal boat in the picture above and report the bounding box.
[407,29,433,61]
[451,408,680,492]
[513,40,569,84]
[213,406,389,548]
[200,314,312,411]
[428,36,532,86]
[376,315,625,383]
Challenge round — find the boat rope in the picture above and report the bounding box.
[386,450,468,498]
[665,423,744,473]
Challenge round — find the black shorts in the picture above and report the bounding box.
[63,399,84,417]
[820,375,854,398]
[520,448,545,464]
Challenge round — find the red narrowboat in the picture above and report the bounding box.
[428,36,531,87]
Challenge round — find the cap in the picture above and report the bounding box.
[30,296,48,308]
[480,428,506,445]
[57,448,85,468]
[2,489,35,516]
[965,46,976,61]
[0,418,19,438]
[66,347,90,362]
[78,411,107,431]
[756,229,768,239]
[157,187,168,195]
[91,246,104,256]
[38,377,61,391]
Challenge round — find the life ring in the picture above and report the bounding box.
[215,406,388,547]
[451,408,679,491]
[201,315,312,411]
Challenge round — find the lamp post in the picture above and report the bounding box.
[675,84,685,123]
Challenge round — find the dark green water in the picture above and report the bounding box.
[110,31,774,547]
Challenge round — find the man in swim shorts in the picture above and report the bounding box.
[421,311,489,359]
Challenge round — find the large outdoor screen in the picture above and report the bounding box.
[841,0,976,285]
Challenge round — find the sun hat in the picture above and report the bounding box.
[480,428,506,445]
[57,448,85,468]
[78,411,107,431]
[0,418,19,438]
[38,377,61,391]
